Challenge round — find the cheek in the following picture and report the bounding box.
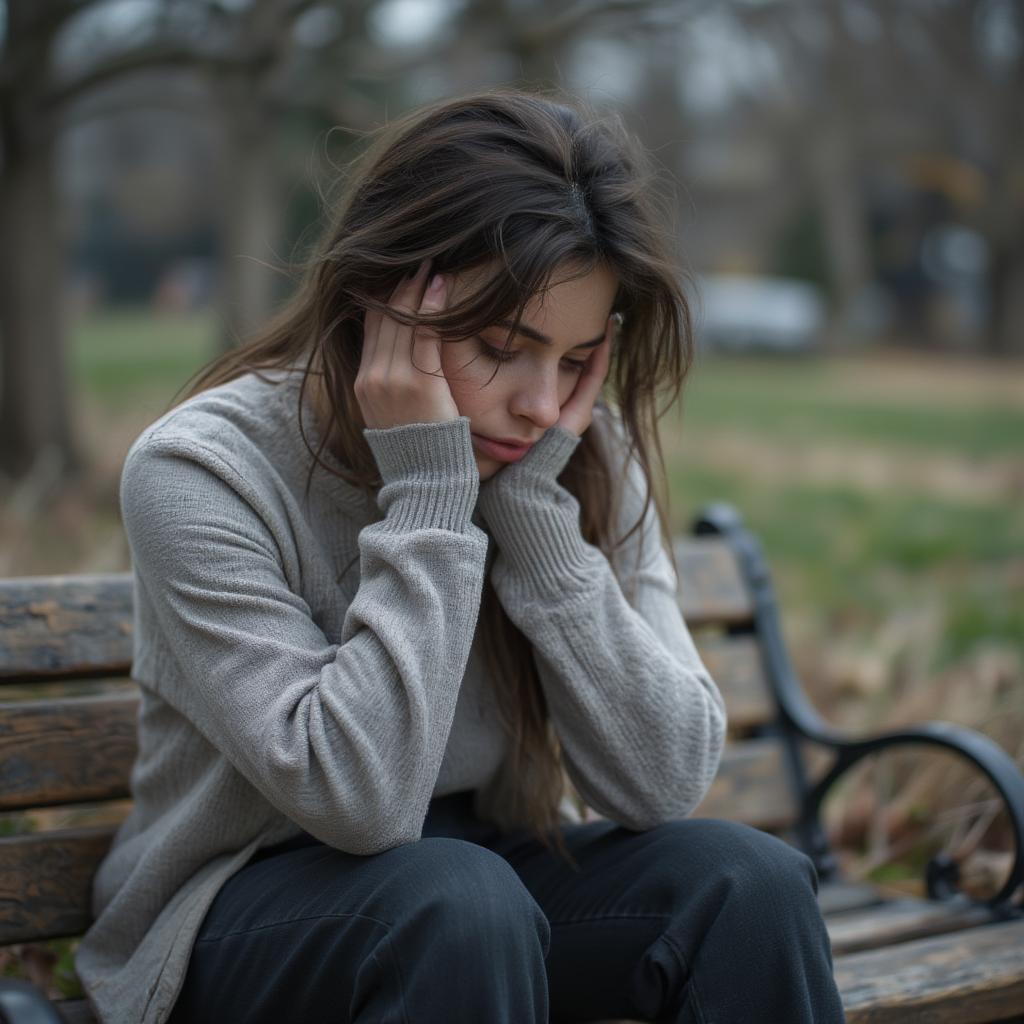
[558,373,579,404]
[438,343,491,416]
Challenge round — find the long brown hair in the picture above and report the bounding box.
[172,86,695,867]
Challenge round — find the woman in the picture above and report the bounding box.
[75,88,846,1023]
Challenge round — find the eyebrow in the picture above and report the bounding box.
[494,319,606,349]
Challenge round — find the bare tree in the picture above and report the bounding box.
[908,0,1024,356]
[0,0,689,485]
[723,0,1023,354]
[0,1,85,482]
[0,0,373,481]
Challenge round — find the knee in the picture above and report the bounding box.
[395,837,551,954]
[645,818,820,910]
[708,820,818,899]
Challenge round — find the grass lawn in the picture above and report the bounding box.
[69,307,215,409]
[678,352,1024,456]
[664,351,1024,686]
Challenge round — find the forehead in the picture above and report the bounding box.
[451,261,618,341]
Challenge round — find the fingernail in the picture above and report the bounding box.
[429,273,444,294]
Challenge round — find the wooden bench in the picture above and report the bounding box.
[1,502,1022,1023]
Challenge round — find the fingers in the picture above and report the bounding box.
[555,314,615,438]
[355,258,462,429]
[412,272,448,375]
[361,306,383,366]
[576,315,614,394]
[375,258,432,373]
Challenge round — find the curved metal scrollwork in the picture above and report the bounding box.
[692,502,1024,914]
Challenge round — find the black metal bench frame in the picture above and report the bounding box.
[695,503,1024,915]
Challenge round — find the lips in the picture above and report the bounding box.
[471,433,534,463]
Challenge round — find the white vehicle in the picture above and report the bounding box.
[693,274,828,353]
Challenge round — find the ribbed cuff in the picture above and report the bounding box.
[363,417,480,533]
[477,425,600,596]
[510,424,582,480]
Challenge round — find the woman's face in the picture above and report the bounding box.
[439,262,619,480]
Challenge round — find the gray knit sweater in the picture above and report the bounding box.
[74,364,726,1024]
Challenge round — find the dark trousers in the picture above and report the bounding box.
[169,791,846,1023]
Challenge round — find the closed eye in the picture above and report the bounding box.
[477,339,588,374]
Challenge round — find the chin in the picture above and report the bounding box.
[476,457,501,481]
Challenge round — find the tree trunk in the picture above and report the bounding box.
[0,100,79,484]
[979,56,1024,359]
[986,238,1024,358]
[808,121,873,339]
[216,81,285,354]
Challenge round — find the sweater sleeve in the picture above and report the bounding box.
[475,414,727,830]
[120,415,488,856]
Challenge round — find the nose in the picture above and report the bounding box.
[508,365,561,431]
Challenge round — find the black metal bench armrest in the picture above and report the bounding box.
[803,721,1024,911]
[0,980,65,1024]
[693,502,1024,914]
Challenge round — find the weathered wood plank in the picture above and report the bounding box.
[692,633,775,734]
[0,576,133,682]
[826,895,998,955]
[691,737,799,830]
[674,538,753,627]
[834,918,1024,1023]
[0,694,139,811]
[0,827,117,944]
[0,678,136,704]
[818,880,888,917]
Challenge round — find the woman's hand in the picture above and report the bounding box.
[355,259,460,430]
[555,313,616,438]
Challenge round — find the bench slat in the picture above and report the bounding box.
[0,827,116,943]
[826,895,998,955]
[834,918,1024,1023]
[817,880,888,917]
[0,694,139,811]
[674,538,753,627]
[692,736,803,830]
[693,633,775,735]
[0,576,133,682]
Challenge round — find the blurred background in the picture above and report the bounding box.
[1,0,1022,996]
